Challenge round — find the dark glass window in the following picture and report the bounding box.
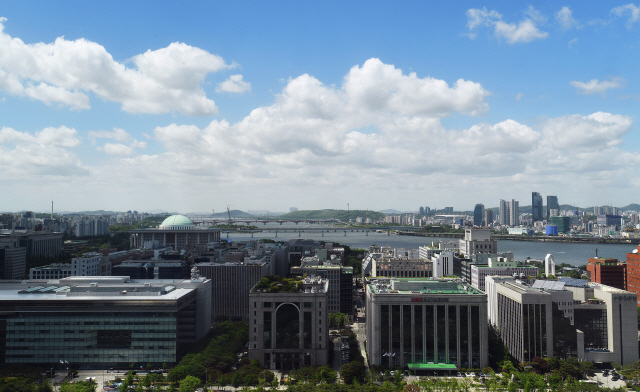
[97,330,131,349]
[380,305,389,365]
[448,305,457,364]
[414,305,423,364]
[276,304,299,349]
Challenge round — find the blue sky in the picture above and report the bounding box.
[1,1,640,213]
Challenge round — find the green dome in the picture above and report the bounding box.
[160,214,194,227]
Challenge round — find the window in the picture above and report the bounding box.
[254,302,257,308]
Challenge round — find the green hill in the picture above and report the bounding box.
[279,209,385,221]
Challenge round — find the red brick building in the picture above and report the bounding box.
[625,246,640,305]
[586,257,627,291]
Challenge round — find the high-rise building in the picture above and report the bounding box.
[509,200,520,226]
[484,209,493,227]
[547,196,559,220]
[532,192,543,222]
[473,204,484,226]
[499,199,509,225]
[549,216,571,233]
[419,207,424,215]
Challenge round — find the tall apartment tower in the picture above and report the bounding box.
[509,200,519,226]
[499,199,509,226]
[547,196,559,220]
[473,204,485,226]
[532,192,543,222]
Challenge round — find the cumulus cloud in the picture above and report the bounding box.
[100,140,147,156]
[466,7,549,44]
[611,4,640,27]
[88,128,132,144]
[556,7,580,30]
[216,74,251,93]
[540,112,633,150]
[0,126,87,177]
[570,77,625,95]
[0,18,233,114]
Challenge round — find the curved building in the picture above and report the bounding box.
[130,214,220,249]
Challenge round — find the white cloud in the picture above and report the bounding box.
[556,7,580,30]
[216,74,251,93]
[466,7,549,44]
[611,4,640,27]
[0,126,87,177]
[100,140,147,156]
[87,128,132,144]
[568,38,578,48]
[0,19,233,115]
[515,93,524,101]
[540,112,633,149]
[570,77,625,95]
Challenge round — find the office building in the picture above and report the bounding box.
[486,276,638,365]
[459,228,496,257]
[362,247,432,279]
[597,215,622,228]
[549,216,571,233]
[248,276,329,370]
[29,252,111,280]
[470,257,538,292]
[547,196,559,220]
[291,260,353,316]
[112,260,190,280]
[0,275,212,367]
[545,254,556,277]
[532,192,543,222]
[587,258,626,290]
[365,278,488,371]
[0,230,63,258]
[0,240,27,279]
[196,250,275,321]
[473,204,484,227]
[625,246,640,305]
[129,215,221,250]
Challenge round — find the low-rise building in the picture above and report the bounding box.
[0,274,212,367]
[0,240,26,279]
[470,257,539,292]
[587,257,626,291]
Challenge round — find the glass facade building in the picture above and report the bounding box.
[0,276,211,368]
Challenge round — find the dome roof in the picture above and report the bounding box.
[160,214,194,227]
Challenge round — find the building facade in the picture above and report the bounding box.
[196,255,274,321]
[626,246,640,305]
[470,260,539,292]
[366,278,488,371]
[0,275,211,367]
[587,258,626,291]
[459,228,496,257]
[473,204,484,227]
[0,241,26,279]
[0,230,63,258]
[532,192,543,222]
[290,262,353,316]
[486,277,638,365]
[129,215,221,250]
[248,276,329,370]
[547,196,559,220]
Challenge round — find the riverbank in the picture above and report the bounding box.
[397,231,640,245]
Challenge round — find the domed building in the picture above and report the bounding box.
[130,214,220,249]
[159,214,195,230]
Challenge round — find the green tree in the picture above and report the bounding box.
[59,380,96,392]
[232,372,241,388]
[179,375,201,392]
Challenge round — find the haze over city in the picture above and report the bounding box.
[2,2,640,213]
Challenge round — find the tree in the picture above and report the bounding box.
[59,381,96,392]
[179,375,201,392]
[232,372,241,388]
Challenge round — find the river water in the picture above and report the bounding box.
[223,223,636,267]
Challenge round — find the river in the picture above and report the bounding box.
[221,223,636,266]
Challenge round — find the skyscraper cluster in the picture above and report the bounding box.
[499,199,520,226]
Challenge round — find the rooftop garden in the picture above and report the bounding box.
[253,275,303,293]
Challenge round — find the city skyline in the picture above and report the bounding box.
[2,2,640,212]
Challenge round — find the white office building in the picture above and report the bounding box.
[486,276,638,365]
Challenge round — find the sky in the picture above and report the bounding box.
[1,1,640,213]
